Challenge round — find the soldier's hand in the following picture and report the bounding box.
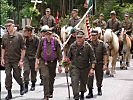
[1,58,5,67]
[35,64,39,72]
[103,65,108,71]
[102,29,105,33]
[18,60,23,68]
[89,69,94,76]
[58,66,62,73]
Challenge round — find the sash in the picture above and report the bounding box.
[44,37,55,64]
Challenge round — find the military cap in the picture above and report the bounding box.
[76,30,84,37]
[72,9,78,13]
[100,13,104,17]
[41,25,49,32]
[46,8,51,12]
[124,13,129,17]
[91,30,98,35]
[5,19,14,26]
[25,25,33,32]
[110,11,116,15]
[70,28,76,34]
[41,25,52,34]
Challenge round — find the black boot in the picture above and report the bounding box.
[98,87,102,96]
[49,92,53,98]
[80,92,84,100]
[40,80,43,86]
[30,82,35,91]
[120,61,123,69]
[86,88,93,98]
[5,90,12,100]
[20,85,25,95]
[126,62,129,67]
[70,83,72,86]
[24,84,28,93]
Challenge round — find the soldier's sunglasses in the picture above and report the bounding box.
[5,24,12,27]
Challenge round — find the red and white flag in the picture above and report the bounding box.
[85,15,91,40]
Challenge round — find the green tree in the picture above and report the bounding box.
[0,0,15,25]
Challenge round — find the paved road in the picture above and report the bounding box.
[1,59,133,100]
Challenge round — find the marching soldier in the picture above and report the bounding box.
[67,9,81,27]
[67,30,96,100]
[23,25,39,93]
[38,25,61,85]
[106,11,122,34]
[93,13,106,29]
[35,26,62,100]
[64,28,77,57]
[40,8,56,31]
[1,19,26,100]
[86,30,108,98]
[38,25,49,85]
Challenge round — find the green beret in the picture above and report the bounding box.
[70,28,76,34]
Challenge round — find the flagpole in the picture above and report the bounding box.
[61,6,93,50]
[75,5,93,29]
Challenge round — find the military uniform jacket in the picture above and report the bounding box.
[68,41,96,69]
[122,20,132,35]
[40,15,56,28]
[106,18,122,32]
[67,17,81,27]
[36,37,62,62]
[2,31,26,62]
[90,40,107,64]
[25,34,39,59]
[93,19,106,29]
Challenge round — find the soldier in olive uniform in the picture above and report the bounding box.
[93,13,106,29]
[40,8,56,30]
[64,28,77,57]
[86,30,108,98]
[106,10,122,59]
[122,13,133,54]
[106,11,122,34]
[1,19,26,100]
[35,27,62,100]
[67,30,96,100]
[67,9,81,27]
[23,25,39,93]
[38,25,50,85]
[122,13,132,36]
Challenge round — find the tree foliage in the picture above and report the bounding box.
[0,0,15,25]
[1,0,132,27]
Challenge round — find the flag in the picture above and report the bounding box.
[85,15,91,40]
[56,11,59,25]
[76,5,92,39]
[88,0,92,9]
[78,15,91,40]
